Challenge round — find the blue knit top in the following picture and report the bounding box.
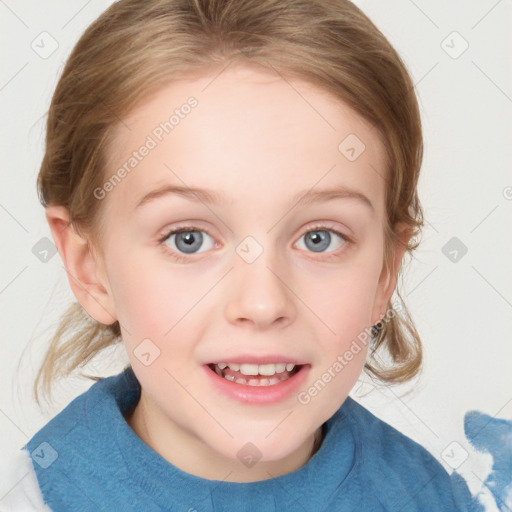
[24,367,477,512]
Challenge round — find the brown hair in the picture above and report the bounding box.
[34,0,424,404]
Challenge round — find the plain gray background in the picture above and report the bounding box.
[1,0,511,506]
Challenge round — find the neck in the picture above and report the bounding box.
[125,390,324,483]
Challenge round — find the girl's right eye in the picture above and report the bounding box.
[159,227,216,260]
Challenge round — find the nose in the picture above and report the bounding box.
[224,251,296,330]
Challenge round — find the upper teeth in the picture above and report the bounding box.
[216,362,296,375]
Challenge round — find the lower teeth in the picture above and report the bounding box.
[231,375,283,386]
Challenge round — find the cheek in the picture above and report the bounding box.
[302,259,382,337]
[109,259,203,387]
[297,267,379,414]
[105,247,200,341]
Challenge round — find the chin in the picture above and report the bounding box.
[212,423,314,464]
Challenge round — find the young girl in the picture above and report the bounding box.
[0,0,484,510]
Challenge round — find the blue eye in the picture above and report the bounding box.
[162,228,215,255]
[296,227,348,254]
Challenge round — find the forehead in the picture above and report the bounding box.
[104,64,388,217]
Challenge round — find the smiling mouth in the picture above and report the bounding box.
[207,362,303,387]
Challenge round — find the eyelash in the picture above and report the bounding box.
[157,223,352,263]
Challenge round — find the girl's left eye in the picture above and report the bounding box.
[295,226,349,255]
[158,224,350,262]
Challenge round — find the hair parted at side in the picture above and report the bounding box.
[35,0,424,404]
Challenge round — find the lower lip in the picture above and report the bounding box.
[203,364,310,405]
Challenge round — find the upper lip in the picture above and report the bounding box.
[205,355,307,365]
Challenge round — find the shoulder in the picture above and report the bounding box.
[0,447,51,512]
[25,369,136,454]
[0,377,120,512]
[20,369,138,510]
[341,396,479,511]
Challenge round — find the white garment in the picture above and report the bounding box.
[0,448,50,512]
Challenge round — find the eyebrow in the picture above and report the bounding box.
[135,184,374,212]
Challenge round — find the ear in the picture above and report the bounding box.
[370,224,412,326]
[45,205,117,325]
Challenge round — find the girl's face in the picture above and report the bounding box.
[93,64,401,480]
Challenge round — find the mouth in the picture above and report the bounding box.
[206,362,303,387]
